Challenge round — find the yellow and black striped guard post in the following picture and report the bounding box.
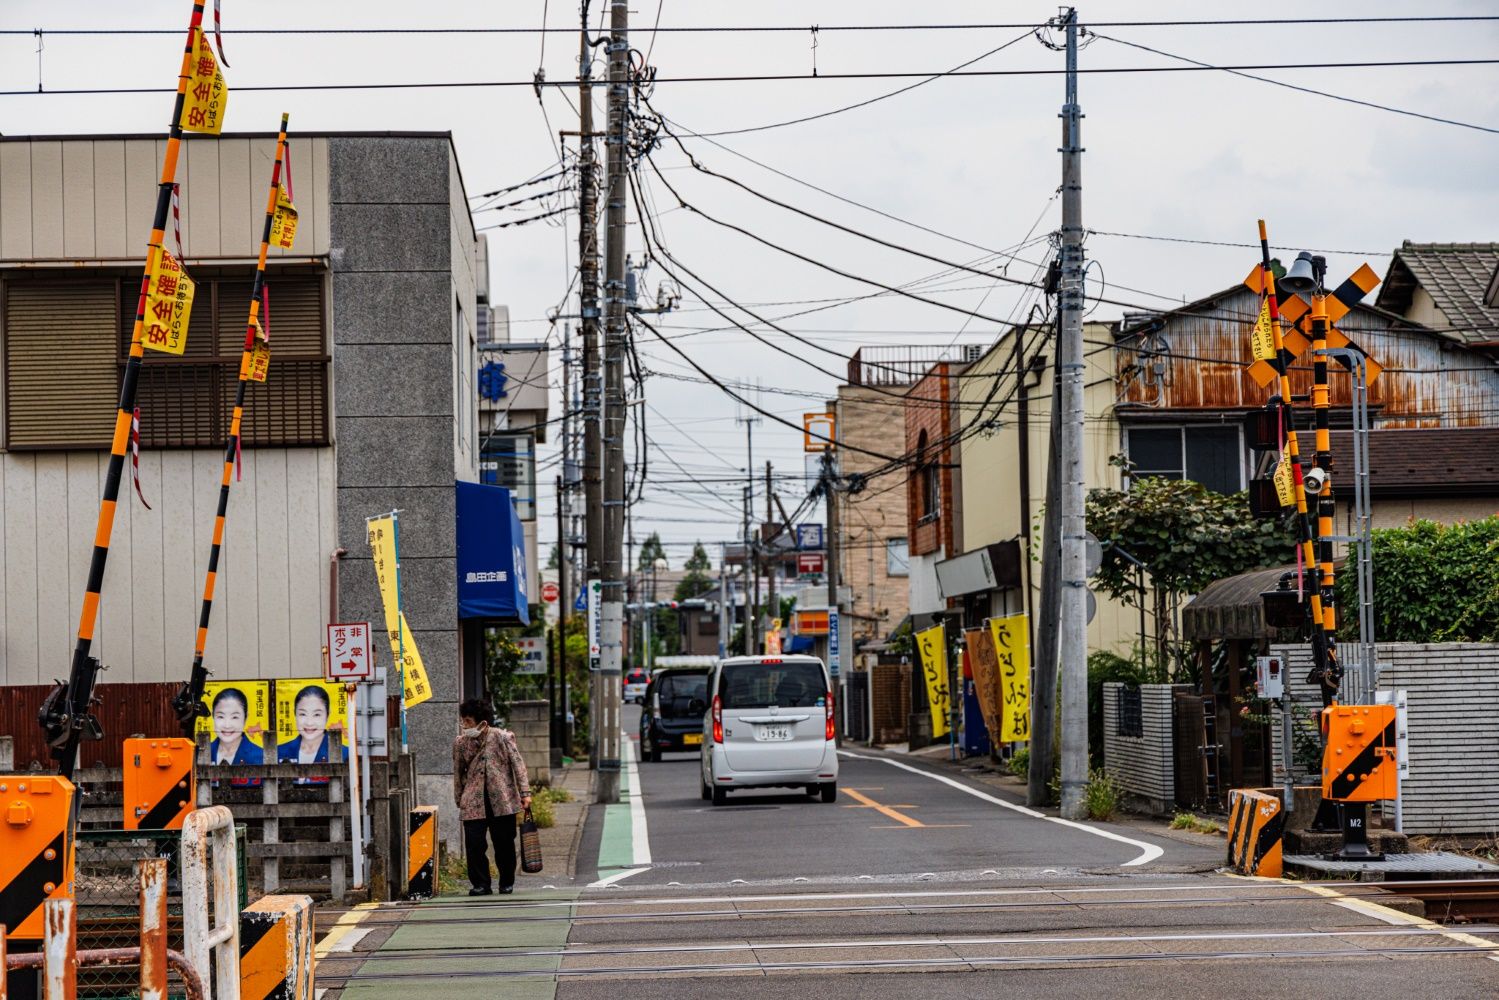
[240,894,316,1000]
[0,775,75,940]
[407,806,437,900]
[1226,789,1284,878]
[1322,704,1397,803]
[123,737,197,831]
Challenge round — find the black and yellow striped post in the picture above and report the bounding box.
[55,1,210,781]
[122,737,196,831]
[240,894,316,1000]
[0,775,75,942]
[407,807,437,900]
[173,114,292,736]
[1225,788,1285,878]
[1308,292,1343,708]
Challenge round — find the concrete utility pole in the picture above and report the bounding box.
[1030,338,1062,807]
[738,414,760,653]
[595,0,629,804]
[718,543,729,658]
[1056,7,1089,821]
[765,462,776,641]
[553,472,568,762]
[823,450,841,658]
[576,0,605,770]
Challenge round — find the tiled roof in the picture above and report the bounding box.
[1327,427,1499,497]
[1376,242,1499,345]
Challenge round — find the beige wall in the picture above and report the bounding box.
[0,135,330,263]
[449,147,480,484]
[835,385,911,642]
[0,447,336,685]
[957,323,1140,655]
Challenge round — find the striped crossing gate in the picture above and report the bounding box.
[1226,789,1285,878]
[407,806,437,900]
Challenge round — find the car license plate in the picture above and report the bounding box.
[683,732,703,746]
[755,725,792,742]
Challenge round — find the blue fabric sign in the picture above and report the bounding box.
[456,480,530,624]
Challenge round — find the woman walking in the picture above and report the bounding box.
[453,698,531,895]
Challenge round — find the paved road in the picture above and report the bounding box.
[323,712,1499,999]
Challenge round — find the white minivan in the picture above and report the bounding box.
[699,655,838,806]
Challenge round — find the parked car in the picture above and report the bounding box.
[639,666,710,762]
[700,655,838,806]
[623,667,650,704]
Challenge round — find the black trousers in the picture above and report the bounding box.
[463,810,517,890]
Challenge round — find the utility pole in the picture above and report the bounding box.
[1055,7,1089,821]
[823,449,842,673]
[738,414,760,654]
[595,0,629,804]
[1031,319,1062,807]
[718,542,728,658]
[553,472,567,761]
[576,0,605,771]
[765,462,776,641]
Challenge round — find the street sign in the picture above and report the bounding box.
[803,412,835,452]
[575,589,587,611]
[541,581,560,603]
[796,524,824,550]
[587,578,602,664]
[325,622,374,682]
[793,609,830,635]
[796,551,826,576]
[515,636,549,675]
[828,609,841,678]
[1244,262,1383,386]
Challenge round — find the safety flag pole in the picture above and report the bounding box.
[173,114,291,734]
[45,1,217,781]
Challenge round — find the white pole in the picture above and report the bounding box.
[346,682,364,890]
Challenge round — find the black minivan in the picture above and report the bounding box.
[639,667,710,762]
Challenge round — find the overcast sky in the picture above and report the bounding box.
[3,1,1497,566]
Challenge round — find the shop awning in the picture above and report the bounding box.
[455,480,531,624]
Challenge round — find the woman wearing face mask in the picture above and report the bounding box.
[209,687,265,765]
[453,698,531,896]
[277,685,345,764]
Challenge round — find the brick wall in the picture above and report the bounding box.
[904,365,955,558]
[503,698,551,787]
[872,661,912,745]
[836,386,915,643]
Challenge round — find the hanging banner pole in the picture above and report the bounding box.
[45,1,214,780]
[173,113,291,735]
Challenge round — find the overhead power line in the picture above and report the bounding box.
[6,59,1498,97]
[9,16,1498,35]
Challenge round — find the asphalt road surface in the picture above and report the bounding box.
[325,709,1499,999]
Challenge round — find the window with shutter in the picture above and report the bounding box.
[3,270,329,451]
[4,281,120,449]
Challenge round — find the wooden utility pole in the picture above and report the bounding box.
[595,0,629,804]
[1056,7,1089,820]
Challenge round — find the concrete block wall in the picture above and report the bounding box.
[1103,683,1188,815]
[503,699,551,787]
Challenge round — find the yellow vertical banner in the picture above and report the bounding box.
[180,27,228,134]
[269,186,298,249]
[915,623,950,739]
[143,249,195,355]
[367,514,433,708]
[1272,453,1295,507]
[988,613,1032,742]
[247,318,270,383]
[1250,296,1276,362]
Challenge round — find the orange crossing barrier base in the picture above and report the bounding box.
[240,894,316,1000]
[1226,788,1285,878]
[407,806,437,900]
[0,775,75,942]
[123,737,197,831]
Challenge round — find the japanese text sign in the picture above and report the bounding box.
[367,514,434,708]
[180,27,228,135]
[326,622,374,682]
[987,613,1031,742]
[916,623,950,739]
[143,249,196,355]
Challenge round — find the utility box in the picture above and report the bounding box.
[1321,704,1397,803]
[123,737,197,830]
[0,774,75,940]
[1255,655,1285,700]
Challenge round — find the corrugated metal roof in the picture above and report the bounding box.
[1377,241,1499,345]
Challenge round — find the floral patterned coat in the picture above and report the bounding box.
[452,725,529,821]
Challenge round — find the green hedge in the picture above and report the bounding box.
[1336,516,1499,642]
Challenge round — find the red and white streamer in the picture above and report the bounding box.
[131,407,151,510]
[213,0,230,66]
[171,183,183,257]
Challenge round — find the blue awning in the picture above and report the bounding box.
[456,480,531,624]
[785,635,815,654]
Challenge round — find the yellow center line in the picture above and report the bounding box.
[315,901,378,959]
[843,787,925,828]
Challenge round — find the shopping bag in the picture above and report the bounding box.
[519,807,544,874]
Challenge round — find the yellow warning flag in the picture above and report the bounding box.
[143,249,195,355]
[269,185,298,249]
[1273,453,1295,508]
[1251,296,1276,362]
[180,27,228,135]
[988,613,1032,743]
[367,514,434,708]
[247,318,271,383]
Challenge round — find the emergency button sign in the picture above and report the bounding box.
[326,622,375,682]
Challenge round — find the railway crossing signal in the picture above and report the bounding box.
[1243,261,1384,386]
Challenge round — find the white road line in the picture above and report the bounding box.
[587,737,651,888]
[1298,881,1499,964]
[841,751,1165,867]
